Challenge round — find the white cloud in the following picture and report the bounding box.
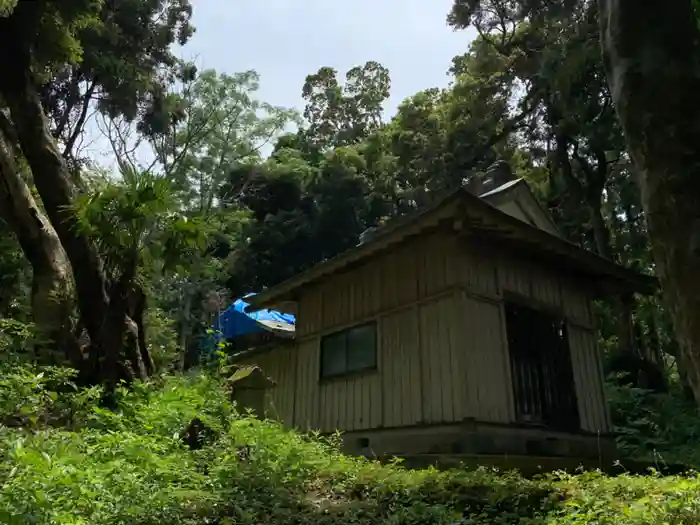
[84,0,477,170]
[183,0,476,116]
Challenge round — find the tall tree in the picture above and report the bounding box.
[118,68,300,367]
[118,69,302,211]
[0,122,77,363]
[599,0,700,402]
[72,168,210,376]
[301,61,390,150]
[0,0,194,388]
[447,0,670,389]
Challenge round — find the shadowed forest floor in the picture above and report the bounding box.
[1,365,699,524]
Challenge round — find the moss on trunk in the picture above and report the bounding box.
[0,125,79,365]
[600,0,700,404]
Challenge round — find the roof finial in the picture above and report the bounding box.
[484,160,515,189]
[463,160,515,195]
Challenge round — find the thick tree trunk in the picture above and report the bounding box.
[96,274,150,392]
[0,39,150,386]
[0,127,80,365]
[0,68,112,348]
[599,0,700,403]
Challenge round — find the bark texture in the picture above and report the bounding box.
[1,68,112,347]
[599,0,700,402]
[0,123,79,365]
[0,9,151,386]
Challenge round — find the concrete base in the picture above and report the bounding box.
[339,420,618,472]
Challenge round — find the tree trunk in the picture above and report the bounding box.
[599,0,700,403]
[0,38,150,386]
[0,127,80,365]
[588,194,641,370]
[589,197,612,260]
[98,275,150,392]
[128,284,155,376]
[554,129,644,379]
[179,284,194,371]
[0,66,112,348]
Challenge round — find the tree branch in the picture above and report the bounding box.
[52,73,81,139]
[63,80,96,159]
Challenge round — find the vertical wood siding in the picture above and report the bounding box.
[568,326,612,433]
[292,338,319,430]
[289,337,382,432]
[418,293,466,424]
[457,293,513,423]
[494,252,609,433]
[317,369,382,432]
[458,241,499,297]
[236,345,297,424]
[243,228,610,436]
[297,231,460,338]
[380,306,422,427]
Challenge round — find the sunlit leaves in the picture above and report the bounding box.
[0,0,16,17]
[72,168,210,280]
[148,69,300,213]
[1,0,103,73]
[156,216,211,274]
[35,0,195,158]
[2,366,700,522]
[301,61,390,150]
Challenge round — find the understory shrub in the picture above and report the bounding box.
[2,363,700,524]
[607,381,700,467]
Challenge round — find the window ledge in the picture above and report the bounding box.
[319,366,378,384]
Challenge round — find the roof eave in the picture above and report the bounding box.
[460,192,658,295]
[481,179,563,238]
[255,319,296,338]
[247,190,465,311]
[249,187,657,310]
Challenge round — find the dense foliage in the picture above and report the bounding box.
[0,0,681,390]
[1,362,700,525]
[2,0,700,522]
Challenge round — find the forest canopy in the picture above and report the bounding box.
[0,0,694,426]
[2,0,700,522]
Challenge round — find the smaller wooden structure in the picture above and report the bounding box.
[234,175,655,466]
[228,365,277,417]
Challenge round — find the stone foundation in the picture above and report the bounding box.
[339,420,617,470]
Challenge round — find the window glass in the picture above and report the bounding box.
[319,321,377,379]
[320,332,347,378]
[347,323,377,372]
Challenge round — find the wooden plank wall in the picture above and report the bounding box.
[236,345,297,423]
[456,294,513,424]
[292,230,463,432]
[292,339,318,430]
[494,252,611,433]
[380,306,422,427]
[568,327,612,433]
[296,230,461,339]
[239,228,611,435]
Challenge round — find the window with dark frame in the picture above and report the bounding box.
[504,300,580,432]
[320,322,377,379]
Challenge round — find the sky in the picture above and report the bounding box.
[85,0,476,166]
[182,0,474,117]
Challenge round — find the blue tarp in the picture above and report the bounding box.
[212,292,296,341]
